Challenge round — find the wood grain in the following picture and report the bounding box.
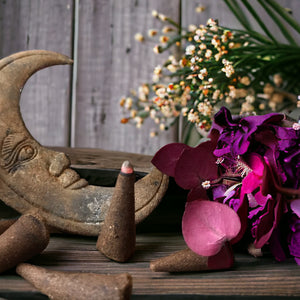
[74,0,180,155]
[0,0,299,154]
[0,234,299,297]
[0,0,74,147]
[50,146,152,173]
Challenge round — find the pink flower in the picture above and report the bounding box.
[182,200,241,256]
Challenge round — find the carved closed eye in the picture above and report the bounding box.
[18,145,35,161]
[1,134,37,172]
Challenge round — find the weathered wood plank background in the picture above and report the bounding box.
[0,0,299,155]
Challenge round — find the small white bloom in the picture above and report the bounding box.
[202,180,211,189]
[293,122,300,130]
[185,45,196,55]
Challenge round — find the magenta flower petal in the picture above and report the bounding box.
[174,141,218,189]
[182,200,241,256]
[248,154,264,176]
[242,172,261,194]
[295,257,300,265]
[291,199,300,218]
[151,143,189,177]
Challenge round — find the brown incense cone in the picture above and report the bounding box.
[16,263,132,300]
[0,214,49,273]
[150,243,234,272]
[0,218,17,234]
[96,161,136,262]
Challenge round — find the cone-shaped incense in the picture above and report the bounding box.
[150,243,234,272]
[97,161,136,262]
[16,263,132,300]
[0,214,49,273]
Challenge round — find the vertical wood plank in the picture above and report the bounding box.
[74,0,180,155]
[0,0,74,147]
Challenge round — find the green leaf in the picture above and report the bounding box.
[224,0,253,31]
[265,0,300,34]
[258,0,298,45]
[241,0,278,44]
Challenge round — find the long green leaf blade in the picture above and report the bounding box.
[265,0,300,34]
[258,0,298,45]
[241,0,277,43]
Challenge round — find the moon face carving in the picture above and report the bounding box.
[1,133,38,173]
[0,50,169,236]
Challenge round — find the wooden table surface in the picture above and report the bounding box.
[0,233,299,299]
[0,147,300,299]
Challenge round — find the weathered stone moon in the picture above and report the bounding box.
[0,50,168,236]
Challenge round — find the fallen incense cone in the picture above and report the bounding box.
[16,263,132,300]
[0,214,49,273]
[96,161,136,262]
[150,243,234,272]
[0,218,17,234]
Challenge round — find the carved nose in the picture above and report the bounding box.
[48,152,70,177]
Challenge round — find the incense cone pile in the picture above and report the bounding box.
[97,161,136,262]
[0,214,49,273]
[16,263,132,300]
[150,244,234,272]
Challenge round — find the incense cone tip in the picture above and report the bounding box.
[121,161,134,174]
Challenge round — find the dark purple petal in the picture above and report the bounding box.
[214,106,237,128]
[254,194,282,249]
[244,113,284,129]
[151,143,189,177]
[174,141,218,189]
[230,192,248,244]
[187,186,209,202]
[275,126,298,151]
[208,128,221,145]
[268,228,286,262]
[213,107,284,157]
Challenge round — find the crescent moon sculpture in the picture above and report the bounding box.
[0,50,169,236]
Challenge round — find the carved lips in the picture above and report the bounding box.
[0,50,169,236]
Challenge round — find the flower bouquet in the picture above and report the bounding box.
[151,107,300,269]
[120,0,300,143]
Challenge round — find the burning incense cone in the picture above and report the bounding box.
[96,161,136,262]
[0,214,49,273]
[150,243,234,272]
[0,218,17,234]
[16,263,132,300]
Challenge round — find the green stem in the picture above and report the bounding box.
[258,0,298,46]
[165,17,181,30]
[222,27,273,45]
